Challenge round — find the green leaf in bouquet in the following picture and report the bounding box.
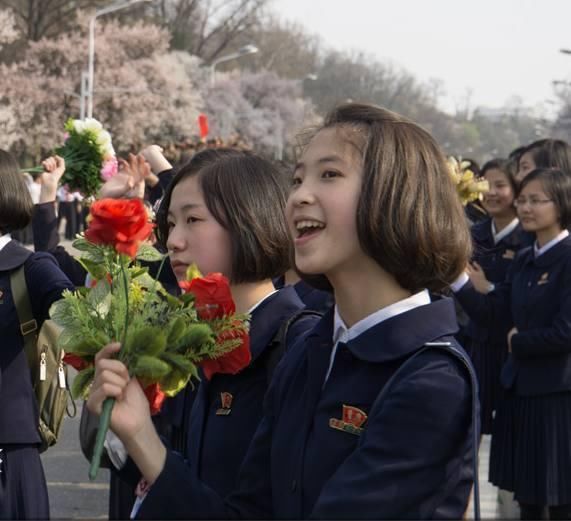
[73,237,101,253]
[167,317,186,346]
[58,327,81,350]
[126,326,167,357]
[179,292,196,307]
[135,243,165,263]
[77,258,108,280]
[71,366,96,400]
[129,267,149,280]
[65,333,105,357]
[159,368,193,397]
[50,294,81,329]
[132,355,170,380]
[160,351,196,374]
[173,323,214,355]
[87,276,112,316]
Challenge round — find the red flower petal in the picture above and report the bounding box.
[143,383,166,415]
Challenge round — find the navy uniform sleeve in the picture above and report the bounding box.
[454,268,514,329]
[32,202,59,252]
[32,202,87,287]
[310,353,472,519]
[25,252,75,321]
[512,256,571,358]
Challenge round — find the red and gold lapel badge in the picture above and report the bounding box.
[216,392,233,416]
[329,405,368,436]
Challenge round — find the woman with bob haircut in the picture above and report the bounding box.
[98,147,320,514]
[454,168,571,519]
[0,149,74,519]
[88,104,479,519]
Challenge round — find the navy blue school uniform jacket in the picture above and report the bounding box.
[184,285,320,499]
[137,296,476,519]
[0,240,73,518]
[455,235,571,397]
[464,219,533,432]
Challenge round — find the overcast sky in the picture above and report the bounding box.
[272,0,571,115]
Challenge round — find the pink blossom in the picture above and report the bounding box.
[63,132,69,142]
[100,157,118,181]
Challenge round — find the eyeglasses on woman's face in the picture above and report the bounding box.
[514,197,553,209]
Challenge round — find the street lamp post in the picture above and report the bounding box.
[87,0,152,118]
[210,44,259,87]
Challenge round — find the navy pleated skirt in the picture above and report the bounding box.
[0,444,49,519]
[489,390,571,506]
[467,338,508,434]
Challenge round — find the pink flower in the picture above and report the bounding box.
[100,157,118,181]
[63,132,69,142]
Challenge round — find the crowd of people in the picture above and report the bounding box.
[1,103,571,520]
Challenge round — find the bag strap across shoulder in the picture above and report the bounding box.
[369,340,481,520]
[266,309,323,381]
[10,264,38,369]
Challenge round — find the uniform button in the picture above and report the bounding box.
[291,480,297,492]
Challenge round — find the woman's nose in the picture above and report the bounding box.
[166,227,184,252]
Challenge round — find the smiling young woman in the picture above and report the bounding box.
[461,159,533,435]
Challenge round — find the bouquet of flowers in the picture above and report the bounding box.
[447,156,489,206]
[23,118,118,198]
[50,198,250,479]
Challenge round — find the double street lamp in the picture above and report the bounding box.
[87,0,152,118]
[210,44,259,87]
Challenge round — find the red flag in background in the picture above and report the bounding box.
[198,113,209,140]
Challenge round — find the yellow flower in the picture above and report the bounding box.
[447,157,489,206]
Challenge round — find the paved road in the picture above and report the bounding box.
[41,399,110,519]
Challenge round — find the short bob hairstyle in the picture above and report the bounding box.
[519,168,571,229]
[297,102,472,294]
[481,158,519,195]
[521,139,571,176]
[0,149,33,234]
[156,148,291,284]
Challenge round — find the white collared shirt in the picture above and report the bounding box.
[248,289,279,314]
[323,289,431,384]
[491,218,519,245]
[534,230,569,258]
[0,234,12,252]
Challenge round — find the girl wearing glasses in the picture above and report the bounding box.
[461,159,533,436]
[453,168,571,519]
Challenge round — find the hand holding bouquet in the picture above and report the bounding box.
[51,198,250,479]
[23,118,118,198]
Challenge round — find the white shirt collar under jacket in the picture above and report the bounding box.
[324,289,431,385]
[491,218,519,245]
[534,229,569,258]
[249,289,279,314]
[0,234,12,252]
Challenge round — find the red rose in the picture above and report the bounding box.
[63,353,90,371]
[85,198,154,259]
[200,329,251,380]
[179,273,235,320]
[143,382,166,415]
